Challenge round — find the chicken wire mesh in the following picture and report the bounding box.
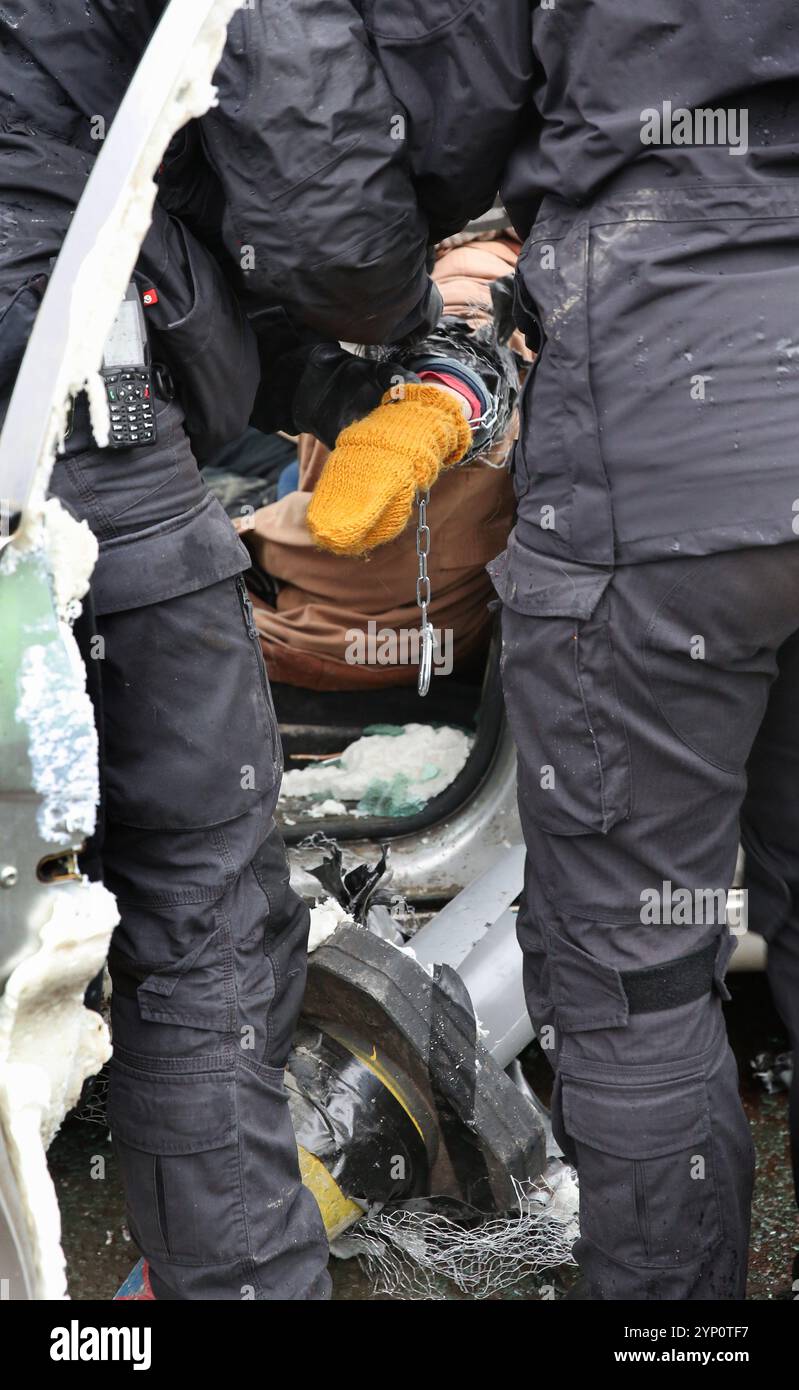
[337,1166,579,1300]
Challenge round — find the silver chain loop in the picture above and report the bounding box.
[415,488,435,696]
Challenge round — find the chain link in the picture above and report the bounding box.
[415,489,431,615]
[415,488,434,696]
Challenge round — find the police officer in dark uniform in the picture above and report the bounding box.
[0,0,451,1299]
[358,0,799,1299]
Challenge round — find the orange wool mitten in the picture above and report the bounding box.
[306,384,472,556]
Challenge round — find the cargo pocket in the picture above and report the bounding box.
[131,907,275,1035]
[108,1052,246,1265]
[102,574,279,829]
[548,929,629,1033]
[560,1070,722,1269]
[490,534,629,835]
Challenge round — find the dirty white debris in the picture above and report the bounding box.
[16,637,99,850]
[2,505,100,853]
[308,897,354,953]
[41,500,98,623]
[2,502,97,622]
[306,798,348,819]
[0,881,118,1298]
[538,1163,580,1239]
[84,372,111,455]
[280,724,473,816]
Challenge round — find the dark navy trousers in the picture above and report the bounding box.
[498,539,799,1300]
[51,398,330,1299]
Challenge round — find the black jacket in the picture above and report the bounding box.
[0,0,484,445]
[364,0,799,572]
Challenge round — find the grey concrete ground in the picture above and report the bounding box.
[48,972,797,1301]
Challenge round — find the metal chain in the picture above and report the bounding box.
[415,488,435,696]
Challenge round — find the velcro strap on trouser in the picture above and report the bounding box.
[620,940,717,1015]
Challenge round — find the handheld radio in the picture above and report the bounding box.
[100,281,156,448]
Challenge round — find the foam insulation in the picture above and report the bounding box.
[0,882,118,1299]
[0,0,245,1299]
[41,500,98,625]
[280,724,474,817]
[2,507,99,851]
[0,501,97,624]
[305,798,348,819]
[0,513,112,1300]
[308,897,354,954]
[16,638,98,851]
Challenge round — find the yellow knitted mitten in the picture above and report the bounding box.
[306,383,472,556]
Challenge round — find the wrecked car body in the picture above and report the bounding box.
[0,0,776,1307]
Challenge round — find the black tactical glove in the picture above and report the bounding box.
[249,285,439,446]
[291,344,419,450]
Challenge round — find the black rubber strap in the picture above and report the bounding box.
[620,940,717,1015]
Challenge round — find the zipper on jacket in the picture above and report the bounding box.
[236,573,258,639]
